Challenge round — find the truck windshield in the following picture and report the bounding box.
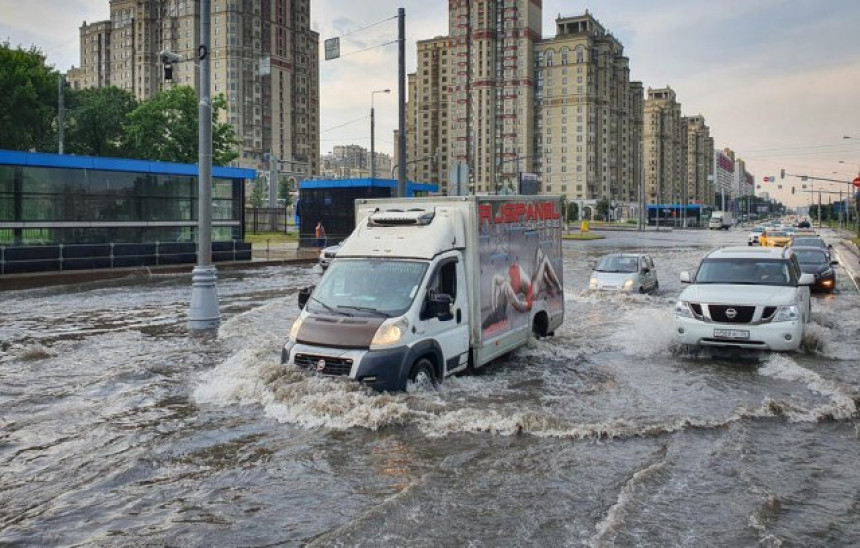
[695,259,792,286]
[309,259,429,317]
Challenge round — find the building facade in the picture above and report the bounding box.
[683,115,713,206]
[446,0,541,195]
[406,7,643,210]
[713,148,735,210]
[537,12,643,217]
[643,87,684,206]
[67,0,319,175]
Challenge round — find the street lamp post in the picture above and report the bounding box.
[370,89,390,179]
[188,0,218,331]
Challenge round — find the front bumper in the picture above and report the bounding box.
[673,316,804,351]
[281,341,411,392]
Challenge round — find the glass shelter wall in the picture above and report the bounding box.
[0,165,242,245]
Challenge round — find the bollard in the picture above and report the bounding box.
[266,239,270,260]
[581,220,589,233]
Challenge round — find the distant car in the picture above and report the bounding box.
[318,242,342,270]
[747,225,766,246]
[797,219,811,229]
[760,229,792,247]
[792,246,837,293]
[589,253,658,293]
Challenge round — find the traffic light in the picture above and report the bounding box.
[791,187,795,194]
[780,169,785,179]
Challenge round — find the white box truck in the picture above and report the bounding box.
[708,210,733,230]
[281,195,565,392]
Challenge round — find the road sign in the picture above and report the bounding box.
[853,176,860,189]
[324,37,340,60]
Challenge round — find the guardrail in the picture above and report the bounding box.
[0,241,252,275]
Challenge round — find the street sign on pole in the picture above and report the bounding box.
[324,37,340,60]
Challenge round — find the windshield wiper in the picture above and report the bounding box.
[309,295,351,316]
[337,305,389,317]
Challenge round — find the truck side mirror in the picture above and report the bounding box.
[427,292,454,321]
[298,285,315,309]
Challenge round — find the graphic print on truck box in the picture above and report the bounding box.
[478,199,564,339]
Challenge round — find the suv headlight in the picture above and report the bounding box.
[371,317,409,348]
[589,277,598,289]
[772,305,800,322]
[623,279,635,290]
[674,300,694,318]
[288,317,303,342]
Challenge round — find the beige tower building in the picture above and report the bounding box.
[537,12,643,216]
[683,115,713,205]
[644,87,684,206]
[405,37,450,187]
[67,0,319,175]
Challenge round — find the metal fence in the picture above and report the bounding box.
[0,241,252,275]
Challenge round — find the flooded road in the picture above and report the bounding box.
[2,228,859,546]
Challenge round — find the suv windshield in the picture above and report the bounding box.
[595,255,638,273]
[309,259,429,317]
[695,258,793,286]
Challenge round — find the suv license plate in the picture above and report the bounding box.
[714,329,750,340]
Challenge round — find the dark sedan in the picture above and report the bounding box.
[793,246,837,293]
[791,235,832,260]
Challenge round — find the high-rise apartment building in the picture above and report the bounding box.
[447,0,541,195]
[407,7,642,210]
[67,0,319,175]
[683,115,713,205]
[405,37,450,187]
[537,12,643,215]
[644,87,684,205]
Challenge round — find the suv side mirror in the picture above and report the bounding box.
[680,271,691,283]
[798,273,815,286]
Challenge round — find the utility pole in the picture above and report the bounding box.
[58,74,65,154]
[188,0,219,331]
[397,8,407,197]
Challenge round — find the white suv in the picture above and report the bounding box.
[674,247,814,351]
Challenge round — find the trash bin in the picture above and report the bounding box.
[581,220,589,233]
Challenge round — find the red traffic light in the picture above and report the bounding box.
[854,176,860,189]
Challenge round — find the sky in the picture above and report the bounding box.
[2,0,860,207]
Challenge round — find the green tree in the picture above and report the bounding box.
[0,41,59,151]
[250,176,266,209]
[65,86,137,157]
[596,197,610,221]
[124,86,240,165]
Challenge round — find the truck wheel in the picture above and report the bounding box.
[407,358,437,392]
[531,313,548,339]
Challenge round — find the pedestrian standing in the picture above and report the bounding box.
[315,221,326,248]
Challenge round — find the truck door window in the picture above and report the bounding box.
[421,259,457,320]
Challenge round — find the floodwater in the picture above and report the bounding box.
[1,228,858,546]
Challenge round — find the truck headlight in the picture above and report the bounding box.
[623,279,635,290]
[371,317,408,347]
[772,305,799,322]
[674,300,694,318]
[589,277,598,289]
[288,317,303,342]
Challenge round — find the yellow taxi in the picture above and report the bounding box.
[759,228,792,247]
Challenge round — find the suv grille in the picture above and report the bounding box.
[294,353,353,376]
[708,305,755,323]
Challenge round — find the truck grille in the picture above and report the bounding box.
[708,305,755,324]
[294,353,353,376]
